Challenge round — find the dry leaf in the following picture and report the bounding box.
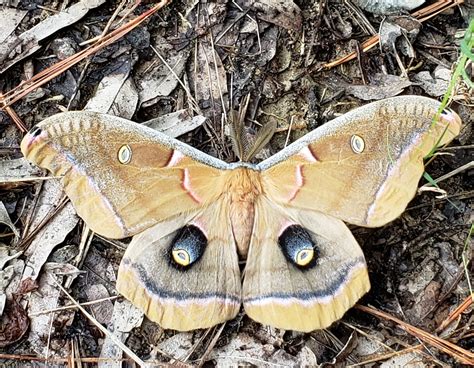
[239,0,302,32]
[0,0,107,73]
[99,300,144,368]
[354,0,425,14]
[193,40,228,118]
[84,56,138,118]
[137,36,189,107]
[0,294,29,347]
[144,109,206,138]
[0,7,26,44]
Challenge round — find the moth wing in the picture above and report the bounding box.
[259,96,461,227]
[21,111,228,238]
[117,200,241,331]
[243,197,369,332]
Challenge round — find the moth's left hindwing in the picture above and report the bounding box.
[117,200,242,331]
[21,112,228,238]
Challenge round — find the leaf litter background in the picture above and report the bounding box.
[0,0,472,366]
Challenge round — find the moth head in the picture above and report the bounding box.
[170,225,207,269]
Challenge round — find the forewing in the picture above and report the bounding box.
[259,96,461,227]
[21,111,229,238]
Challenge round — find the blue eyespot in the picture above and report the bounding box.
[278,225,317,269]
[170,225,207,269]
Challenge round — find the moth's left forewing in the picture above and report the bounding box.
[259,96,462,228]
[21,111,228,238]
[243,198,369,332]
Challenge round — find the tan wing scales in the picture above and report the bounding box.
[21,111,228,238]
[243,197,369,332]
[260,97,461,227]
[117,200,241,331]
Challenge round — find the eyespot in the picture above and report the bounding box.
[170,225,207,269]
[172,249,191,266]
[278,225,317,269]
[118,145,132,164]
[29,126,42,137]
[295,248,314,266]
[350,134,365,154]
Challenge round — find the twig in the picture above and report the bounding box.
[149,45,200,113]
[79,0,129,46]
[356,305,474,365]
[52,278,146,367]
[0,92,27,132]
[284,115,295,148]
[197,324,226,368]
[436,294,473,333]
[322,0,465,70]
[28,295,120,317]
[421,161,474,187]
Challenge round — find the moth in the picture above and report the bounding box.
[21,96,461,332]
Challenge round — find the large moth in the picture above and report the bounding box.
[21,96,461,332]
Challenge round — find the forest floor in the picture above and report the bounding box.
[0,0,472,367]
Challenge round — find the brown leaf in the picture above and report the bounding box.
[17,277,38,294]
[0,296,29,347]
[240,0,302,32]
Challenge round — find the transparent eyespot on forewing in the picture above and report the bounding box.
[118,144,132,164]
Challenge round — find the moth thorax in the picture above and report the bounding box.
[225,168,262,207]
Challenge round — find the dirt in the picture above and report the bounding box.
[0,0,472,366]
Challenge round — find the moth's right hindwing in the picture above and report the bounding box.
[243,197,370,332]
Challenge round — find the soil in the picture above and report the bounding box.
[0,0,472,367]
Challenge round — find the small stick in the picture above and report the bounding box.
[52,277,146,367]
